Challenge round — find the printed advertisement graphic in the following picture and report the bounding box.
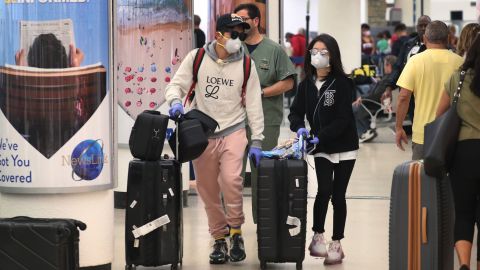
[0,0,113,193]
[115,0,193,119]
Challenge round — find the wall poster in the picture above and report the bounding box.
[0,0,114,193]
[115,0,193,120]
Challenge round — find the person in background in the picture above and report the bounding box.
[391,23,409,57]
[383,16,431,101]
[456,23,480,58]
[435,35,480,270]
[448,24,459,51]
[382,16,431,136]
[395,21,464,159]
[376,31,389,55]
[289,34,359,265]
[361,23,375,65]
[194,14,206,49]
[290,28,307,66]
[165,13,264,264]
[234,3,296,224]
[353,55,397,143]
[285,32,294,57]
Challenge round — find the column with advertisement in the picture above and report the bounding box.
[0,0,115,268]
[114,0,193,208]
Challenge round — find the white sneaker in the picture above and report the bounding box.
[308,233,327,257]
[359,129,377,143]
[324,240,345,265]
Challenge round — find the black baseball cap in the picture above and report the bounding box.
[216,13,250,31]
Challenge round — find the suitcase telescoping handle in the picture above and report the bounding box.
[10,216,87,231]
[170,112,183,161]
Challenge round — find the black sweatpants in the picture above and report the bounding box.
[313,157,356,240]
[450,139,480,260]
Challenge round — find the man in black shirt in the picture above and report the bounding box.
[391,23,409,57]
[194,14,206,49]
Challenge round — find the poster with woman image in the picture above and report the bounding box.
[0,0,113,193]
[116,0,193,120]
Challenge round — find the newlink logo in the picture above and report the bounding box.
[62,154,109,166]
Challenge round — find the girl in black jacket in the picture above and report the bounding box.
[289,34,359,265]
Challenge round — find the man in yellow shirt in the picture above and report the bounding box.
[395,21,464,160]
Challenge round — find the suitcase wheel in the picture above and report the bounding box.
[125,265,136,270]
[171,264,178,270]
[296,262,302,270]
[260,261,267,269]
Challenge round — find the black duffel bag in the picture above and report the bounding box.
[129,110,169,161]
[169,109,218,162]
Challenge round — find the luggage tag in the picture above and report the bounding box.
[132,215,170,238]
[286,216,302,236]
[130,200,137,208]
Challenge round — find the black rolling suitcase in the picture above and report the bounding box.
[0,217,87,270]
[257,159,308,270]
[389,161,454,270]
[125,159,183,270]
[129,110,169,161]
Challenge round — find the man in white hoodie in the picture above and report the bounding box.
[165,13,264,264]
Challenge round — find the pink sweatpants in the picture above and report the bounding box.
[193,128,248,239]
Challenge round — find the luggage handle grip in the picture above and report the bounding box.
[10,216,87,231]
[421,207,427,244]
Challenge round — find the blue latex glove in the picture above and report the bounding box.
[309,136,319,144]
[169,103,184,119]
[249,147,263,168]
[296,128,309,138]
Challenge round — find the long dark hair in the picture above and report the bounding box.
[28,33,68,68]
[462,34,480,97]
[304,34,347,79]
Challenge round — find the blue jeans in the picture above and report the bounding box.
[352,104,370,136]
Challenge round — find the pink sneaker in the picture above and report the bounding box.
[324,241,345,265]
[308,233,327,257]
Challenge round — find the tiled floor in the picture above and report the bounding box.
[112,123,475,269]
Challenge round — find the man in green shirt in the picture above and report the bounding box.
[234,3,296,223]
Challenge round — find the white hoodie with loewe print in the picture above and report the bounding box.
[165,41,264,148]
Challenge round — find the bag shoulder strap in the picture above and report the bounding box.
[184,48,206,107]
[241,54,252,107]
[452,69,467,104]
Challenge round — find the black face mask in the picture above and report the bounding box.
[228,30,247,41]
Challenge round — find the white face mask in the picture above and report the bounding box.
[224,38,242,54]
[311,53,330,69]
[218,32,243,54]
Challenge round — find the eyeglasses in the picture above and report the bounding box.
[309,48,329,56]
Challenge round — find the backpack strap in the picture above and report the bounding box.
[241,54,251,107]
[184,48,206,107]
